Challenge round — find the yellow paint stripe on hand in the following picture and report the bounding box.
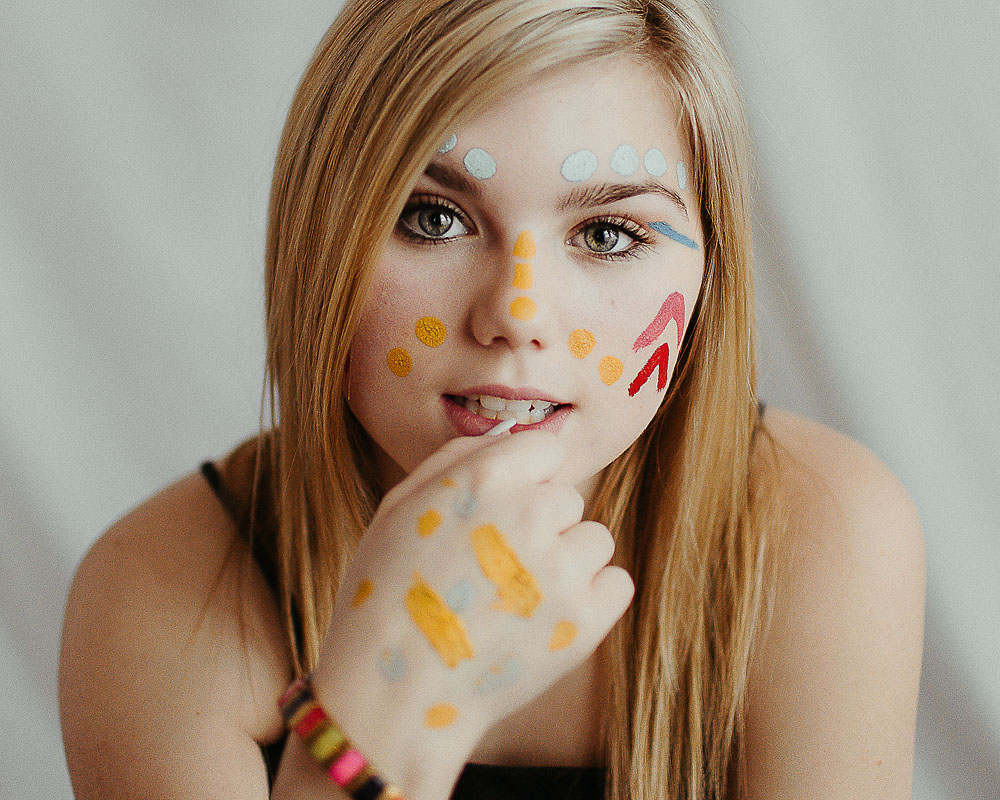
[417,509,442,538]
[405,572,475,668]
[548,620,578,651]
[352,578,374,608]
[470,524,542,618]
[425,703,460,728]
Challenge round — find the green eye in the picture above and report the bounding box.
[418,207,457,237]
[398,199,471,242]
[584,224,623,253]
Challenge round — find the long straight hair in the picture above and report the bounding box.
[255,2,785,797]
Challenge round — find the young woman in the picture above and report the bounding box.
[58,1,925,798]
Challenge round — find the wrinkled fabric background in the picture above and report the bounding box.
[2,2,996,797]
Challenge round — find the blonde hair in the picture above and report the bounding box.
[254,1,785,797]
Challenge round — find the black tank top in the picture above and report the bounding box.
[199,458,605,799]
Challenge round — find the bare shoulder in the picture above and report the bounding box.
[59,469,292,800]
[744,408,926,800]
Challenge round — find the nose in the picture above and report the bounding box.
[468,229,559,351]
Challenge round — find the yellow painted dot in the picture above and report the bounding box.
[417,509,442,538]
[441,477,456,488]
[509,296,537,321]
[513,230,536,259]
[512,263,533,290]
[415,316,447,347]
[549,620,578,651]
[425,703,460,729]
[598,355,623,385]
[568,329,596,359]
[352,579,374,608]
[387,348,412,377]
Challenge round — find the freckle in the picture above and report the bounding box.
[352,578,374,608]
[416,316,447,347]
[418,509,442,538]
[513,230,536,259]
[509,296,537,321]
[512,262,533,289]
[598,355,623,385]
[386,347,412,377]
[568,329,596,359]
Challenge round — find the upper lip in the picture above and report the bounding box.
[449,384,567,405]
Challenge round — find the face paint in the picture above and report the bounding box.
[548,620,578,651]
[438,133,457,154]
[509,296,537,321]
[454,489,477,517]
[568,328,596,359]
[405,571,475,668]
[470,523,543,618]
[378,647,408,681]
[352,578,374,608]
[643,147,667,177]
[441,477,457,488]
[628,341,672,397]
[445,579,476,613]
[512,230,536,259]
[464,147,497,180]
[417,508,442,538]
[598,355,623,385]
[610,143,640,177]
[425,703,460,728]
[676,160,688,190]
[415,316,447,347]
[560,149,598,182]
[512,263,533,289]
[649,220,698,250]
[632,291,685,352]
[386,347,412,377]
[473,655,524,694]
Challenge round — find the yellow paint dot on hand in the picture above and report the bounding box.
[425,703,460,729]
[352,579,374,608]
[509,296,537,321]
[441,477,456,488]
[470,524,543,618]
[415,316,447,347]
[513,230,536,259]
[512,263,533,289]
[386,347,412,377]
[568,329,596,359]
[598,355,623,385]
[549,620,578,651]
[417,509,442,538]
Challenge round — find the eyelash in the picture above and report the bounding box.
[396,196,656,261]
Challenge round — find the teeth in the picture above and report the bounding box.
[458,394,560,426]
[480,395,506,412]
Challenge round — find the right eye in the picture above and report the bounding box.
[398,199,472,243]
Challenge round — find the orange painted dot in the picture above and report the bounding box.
[513,230,536,259]
[352,579,374,608]
[387,348,412,377]
[598,355,623,385]
[425,703,460,728]
[568,329,596,359]
[418,509,442,538]
[415,316,447,347]
[510,296,537,321]
[549,620,578,651]
[512,262,533,290]
[441,477,457,488]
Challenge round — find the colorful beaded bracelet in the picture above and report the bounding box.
[279,676,406,800]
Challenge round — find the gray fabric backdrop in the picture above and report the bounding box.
[2,2,996,797]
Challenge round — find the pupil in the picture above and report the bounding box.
[587,225,619,252]
[419,207,453,237]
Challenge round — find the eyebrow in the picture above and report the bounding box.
[423,161,483,201]
[558,181,690,220]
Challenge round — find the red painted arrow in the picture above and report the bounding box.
[628,341,671,397]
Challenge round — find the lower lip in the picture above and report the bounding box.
[440,396,572,437]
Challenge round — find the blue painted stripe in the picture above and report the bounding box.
[649,221,698,250]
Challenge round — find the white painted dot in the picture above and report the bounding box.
[610,143,639,177]
[560,149,598,182]
[438,133,457,154]
[464,147,496,179]
[677,160,688,190]
[643,148,668,177]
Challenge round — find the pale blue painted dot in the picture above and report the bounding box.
[377,648,407,682]
[445,579,476,612]
[677,160,688,190]
[473,656,525,695]
[560,149,598,182]
[454,489,477,518]
[643,148,668,177]
[610,143,640,177]
[438,133,457,154]
[464,147,496,179]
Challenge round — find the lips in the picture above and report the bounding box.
[440,388,572,436]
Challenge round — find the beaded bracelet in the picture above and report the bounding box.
[278,676,406,800]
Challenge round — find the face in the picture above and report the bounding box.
[347,56,705,494]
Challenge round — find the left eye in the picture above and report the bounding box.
[399,203,470,240]
[582,223,630,253]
